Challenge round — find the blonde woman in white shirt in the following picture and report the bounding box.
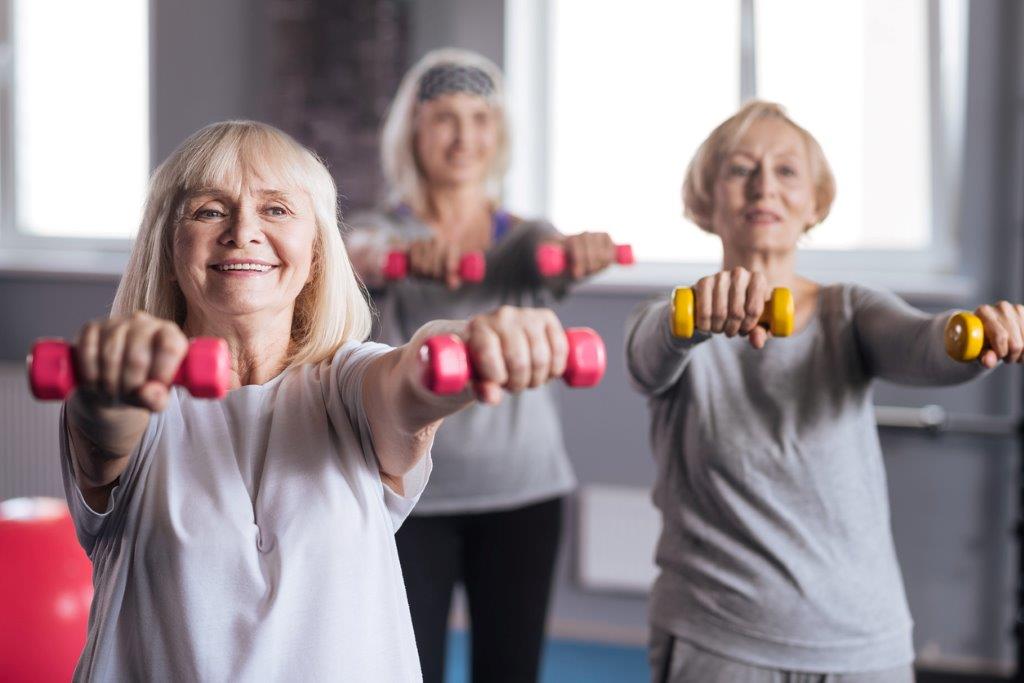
[59,120,573,681]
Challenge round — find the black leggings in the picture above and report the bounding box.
[395,496,564,683]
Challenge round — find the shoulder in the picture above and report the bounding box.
[503,215,560,244]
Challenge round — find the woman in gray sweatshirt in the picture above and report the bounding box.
[626,100,1024,682]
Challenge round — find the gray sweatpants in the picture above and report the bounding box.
[649,629,915,683]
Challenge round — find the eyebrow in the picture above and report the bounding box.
[726,149,804,161]
[185,187,296,201]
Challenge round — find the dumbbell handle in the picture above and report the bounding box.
[383,250,486,283]
[421,327,607,395]
[27,338,231,401]
[945,311,987,362]
[670,286,795,338]
[535,242,634,277]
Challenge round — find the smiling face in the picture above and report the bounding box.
[710,117,820,256]
[413,92,499,189]
[172,174,317,332]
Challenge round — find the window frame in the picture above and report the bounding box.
[0,0,152,270]
[504,0,971,298]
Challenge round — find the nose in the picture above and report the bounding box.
[219,207,263,248]
[450,115,467,148]
[747,166,778,200]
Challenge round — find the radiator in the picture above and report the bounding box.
[0,362,64,500]
[577,484,660,594]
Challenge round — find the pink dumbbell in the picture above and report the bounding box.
[27,338,231,400]
[535,242,634,277]
[420,327,607,395]
[382,250,486,283]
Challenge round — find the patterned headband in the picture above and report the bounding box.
[417,64,495,102]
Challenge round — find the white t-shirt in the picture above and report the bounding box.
[59,340,431,682]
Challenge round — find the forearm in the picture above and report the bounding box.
[626,299,706,395]
[345,228,393,288]
[852,287,990,385]
[363,321,473,479]
[65,393,149,488]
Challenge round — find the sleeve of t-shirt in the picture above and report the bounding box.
[326,340,433,532]
[625,297,710,396]
[848,283,991,386]
[58,405,163,558]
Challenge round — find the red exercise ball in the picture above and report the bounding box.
[0,497,93,682]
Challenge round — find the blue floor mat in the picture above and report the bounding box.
[445,631,649,683]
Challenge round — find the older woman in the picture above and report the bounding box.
[626,100,1024,682]
[60,120,573,681]
[345,48,617,683]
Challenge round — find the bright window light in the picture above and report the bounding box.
[516,0,949,264]
[755,0,931,251]
[14,0,149,239]
[546,0,740,263]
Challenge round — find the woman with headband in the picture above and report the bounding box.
[347,48,617,683]
[626,100,1024,681]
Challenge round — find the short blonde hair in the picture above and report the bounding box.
[112,120,372,367]
[683,100,836,233]
[380,48,509,210]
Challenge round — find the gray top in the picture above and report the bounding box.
[625,283,987,672]
[60,341,430,681]
[347,208,576,514]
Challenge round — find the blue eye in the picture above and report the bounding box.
[266,206,287,217]
[728,165,752,177]
[196,208,225,219]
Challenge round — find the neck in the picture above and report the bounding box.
[183,308,295,387]
[721,243,801,290]
[419,183,491,241]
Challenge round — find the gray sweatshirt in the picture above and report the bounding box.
[347,208,576,514]
[625,283,986,672]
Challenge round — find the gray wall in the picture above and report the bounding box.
[0,0,1020,672]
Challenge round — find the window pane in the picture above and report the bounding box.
[547,0,740,262]
[14,0,149,239]
[755,0,931,250]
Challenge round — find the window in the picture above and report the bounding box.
[505,0,968,271]
[1,0,149,247]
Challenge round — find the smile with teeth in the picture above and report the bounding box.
[213,263,276,272]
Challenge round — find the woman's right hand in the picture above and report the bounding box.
[693,267,771,349]
[408,236,467,290]
[65,312,188,507]
[71,312,190,413]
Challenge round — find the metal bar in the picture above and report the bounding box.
[875,404,1022,437]
[739,0,756,102]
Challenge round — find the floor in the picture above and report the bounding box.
[443,632,1013,683]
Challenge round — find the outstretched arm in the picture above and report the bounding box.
[850,285,1016,385]
[362,306,569,493]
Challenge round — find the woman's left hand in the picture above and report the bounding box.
[563,231,616,280]
[974,300,1024,367]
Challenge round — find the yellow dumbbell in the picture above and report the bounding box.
[670,286,795,339]
[944,311,985,362]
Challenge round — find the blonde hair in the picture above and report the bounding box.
[683,100,836,233]
[380,48,509,210]
[112,120,372,367]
